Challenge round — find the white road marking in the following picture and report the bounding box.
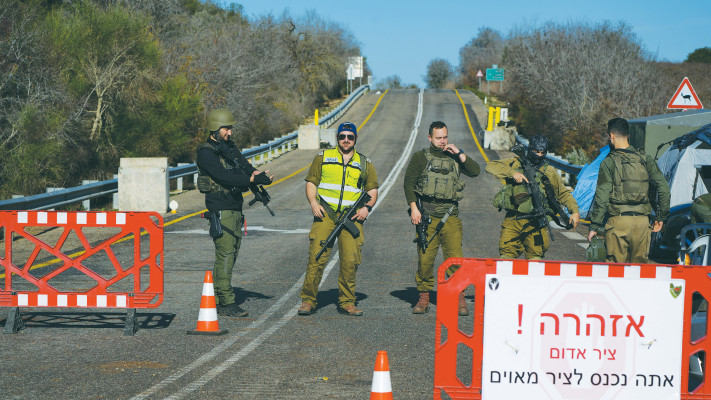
[167,227,310,235]
[560,231,586,241]
[132,89,426,400]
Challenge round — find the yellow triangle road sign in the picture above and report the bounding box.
[667,77,703,109]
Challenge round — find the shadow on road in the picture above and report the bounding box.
[1,310,175,331]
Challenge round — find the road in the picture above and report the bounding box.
[0,89,587,399]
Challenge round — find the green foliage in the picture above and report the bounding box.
[564,148,591,166]
[686,47,711,64]
[0,0,357,197]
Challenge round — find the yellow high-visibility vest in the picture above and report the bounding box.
[318,148,365,212]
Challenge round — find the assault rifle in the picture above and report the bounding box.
[216,142,275,217]
[410,197,431,254]
[248,180,275,216]
[315,191,372,261]
[519,158,573,242]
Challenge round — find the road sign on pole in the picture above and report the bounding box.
[477,70,483,91]
[667,77,703,109]
[486,68,504,82]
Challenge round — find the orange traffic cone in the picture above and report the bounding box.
[370,351,393,399]
[187,271,228,335]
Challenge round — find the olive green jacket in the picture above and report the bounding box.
[485,157,579,215]
[589,145,670,232]
[691,193,711,224]
[403,145,480,217]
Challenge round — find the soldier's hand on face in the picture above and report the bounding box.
[443,144,459,154]
[410,205,422,225]
[310,201,325,218]
[512,172,529,183]
[569,212,580,230]
[652,220,664,232]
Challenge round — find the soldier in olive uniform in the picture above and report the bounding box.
[691,193,711,224]
[486,135,580,259]
[297,122,379,317]
[196,109,273,317]
[404,121,481,315]
[588,118,670,263]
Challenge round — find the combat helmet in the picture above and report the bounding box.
[207,109,236,132]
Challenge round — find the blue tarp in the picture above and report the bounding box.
[572,145,610,219]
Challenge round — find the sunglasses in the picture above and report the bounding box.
[337,133,355,141]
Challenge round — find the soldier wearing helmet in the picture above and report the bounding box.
[196,109,273,317]
[486,134,580,259]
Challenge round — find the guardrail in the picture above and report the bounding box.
[0,84,370,211]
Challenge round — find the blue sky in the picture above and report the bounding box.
[229,0,711,88]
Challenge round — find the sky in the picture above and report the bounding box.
[228,0,711,88]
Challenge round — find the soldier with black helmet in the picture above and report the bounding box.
[486,134,580,259]
[196,109,273,317]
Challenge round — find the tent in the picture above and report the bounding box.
[629,109,711,158]
[657,123,711,209]
[572,145,609,218]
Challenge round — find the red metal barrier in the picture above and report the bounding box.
[0,211,164,334]
[434,258,711,399]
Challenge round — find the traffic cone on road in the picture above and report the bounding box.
[370,351,393,399]
[187,271,228,335]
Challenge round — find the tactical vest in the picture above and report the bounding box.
[317,148,368,212]
[608,149,650,215]
[493,162,552,215]
[414,150,465,201]
[196,142,237,195]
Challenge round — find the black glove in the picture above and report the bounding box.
[253,171,272,185]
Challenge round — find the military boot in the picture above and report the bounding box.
[458,292,469,316]
[413,292,430,314]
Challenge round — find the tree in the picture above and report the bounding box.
[425,58,453,89]
[47,1,161,144]
[504,21,664,152]
[686,47,711,64]
[378,75,403,89]
[459,27,504,87]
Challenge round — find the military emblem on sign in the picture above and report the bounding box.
[488,277,499,291]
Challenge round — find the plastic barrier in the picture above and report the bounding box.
[434,258,711,399]
[0,211,164,335]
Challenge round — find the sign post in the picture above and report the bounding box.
[486,65,504,95]
[667,77,703,110]
[477,69,483,92]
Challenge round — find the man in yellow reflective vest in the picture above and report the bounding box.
[298,122,379,316]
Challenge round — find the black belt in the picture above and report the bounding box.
[620,212,647,216]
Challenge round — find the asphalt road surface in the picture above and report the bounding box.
[0,89,587,399]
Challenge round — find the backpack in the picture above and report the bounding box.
[609,149,649,205]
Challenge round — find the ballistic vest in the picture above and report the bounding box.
[317,148,368,212]
[196,142,238,195]
[608,149,650,215]
[493,162,551,215]
[413,150,465,201]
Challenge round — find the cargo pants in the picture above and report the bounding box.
[415,215,463,292]
[300,212,364,308]
[604,214,651,263]
[212,210,243,306]
[499,216,550,260]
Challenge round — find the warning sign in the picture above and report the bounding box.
[482,274,684,400]
[667,77,703,109]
